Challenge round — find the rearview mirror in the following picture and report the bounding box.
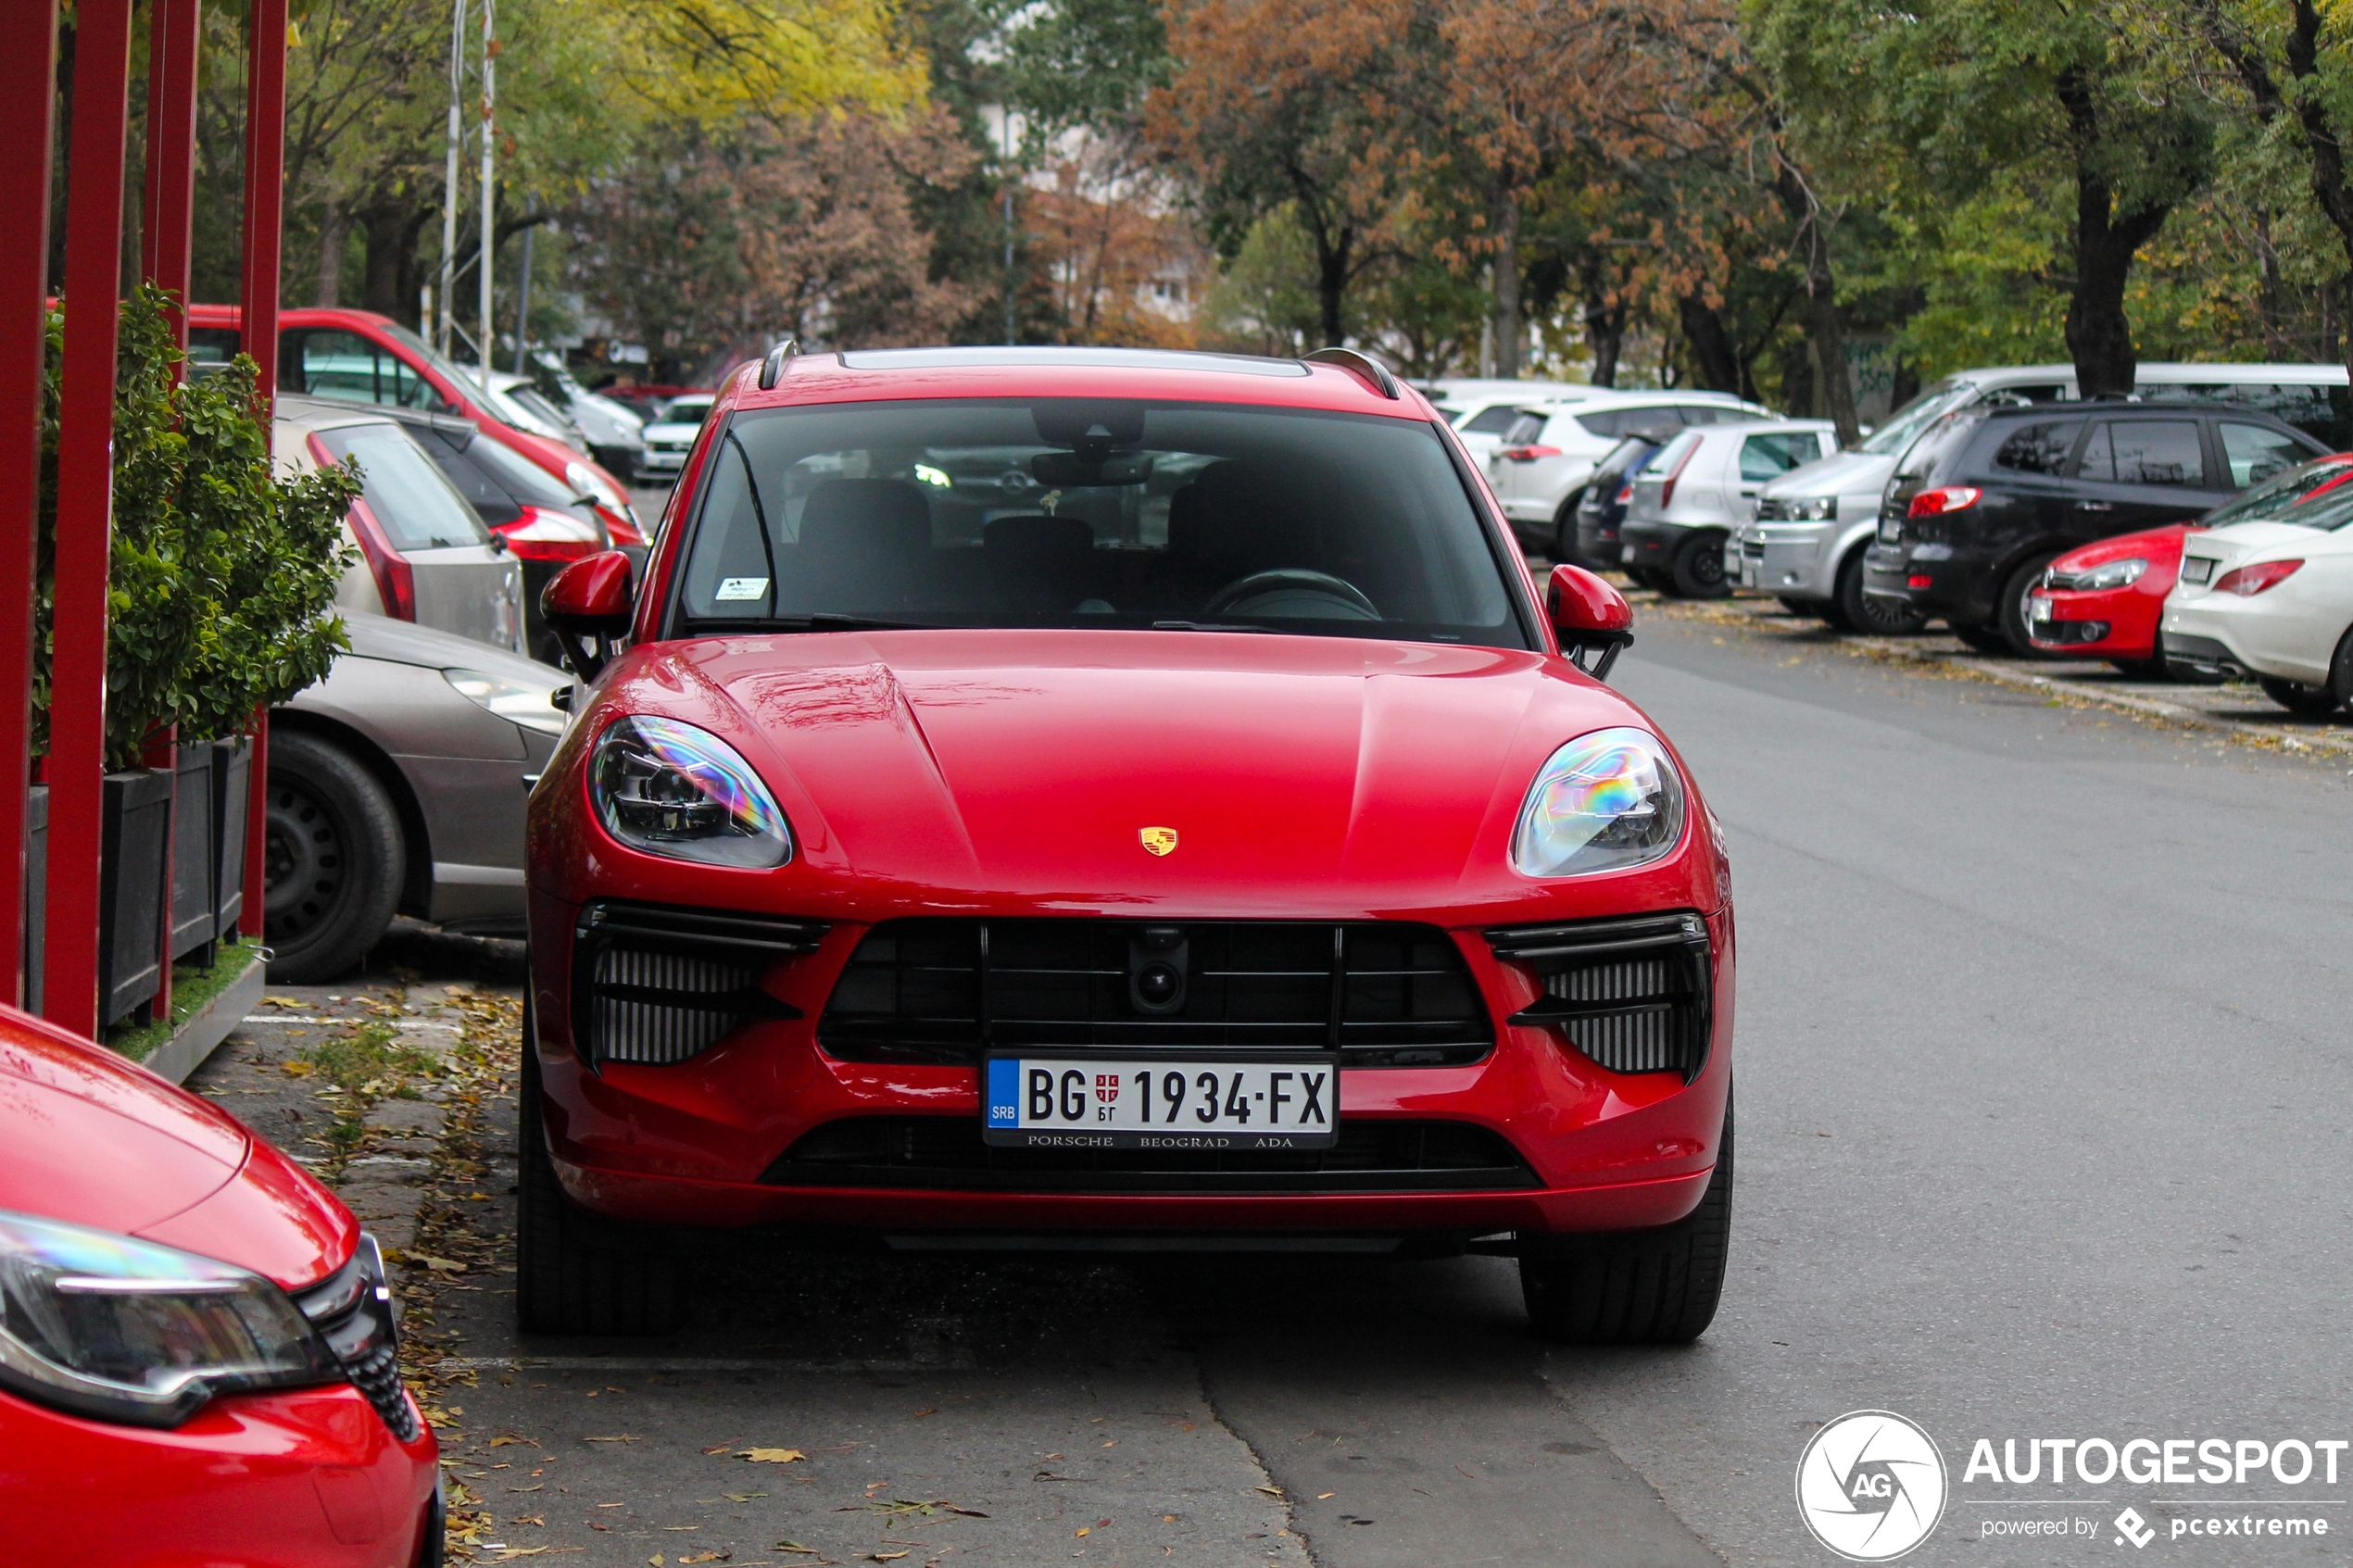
[543,549,635,679]
[1546,563,1633,681]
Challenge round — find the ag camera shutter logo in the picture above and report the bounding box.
[1795,1410,1948,1562]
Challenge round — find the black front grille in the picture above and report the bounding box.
[1486,911,1712,1080]
[818,919,1491,1068]
[767,1114,1536,1193]
[573,900,827,1068]
[295,1237,417,1441]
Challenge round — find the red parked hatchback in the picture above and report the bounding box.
[521,346,1734,1347]
[0,1005,439,1565]
[187,304,643,546]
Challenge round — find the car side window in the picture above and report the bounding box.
[287,329,450,413]
[1500,413,1546,445]
[1461,406,1526,435]
[1738,432,1821,483]
[2078,420,2204,486]
[2219,421,2309,489]
[1991,419,2083,475]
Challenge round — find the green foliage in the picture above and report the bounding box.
[35,288,356,772]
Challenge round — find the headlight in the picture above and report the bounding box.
[589,714,794,868]
[2051,556,2147,591]
[1786,496,1837,521]
[0,1211,337,1427]
[446,667,569,736]
[1511,728,1686,878]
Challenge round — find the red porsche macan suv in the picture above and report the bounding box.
[521,345,1735,1345]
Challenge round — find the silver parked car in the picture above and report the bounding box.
[265,612,569,981]
[1619,419,1838,596]
[276,396,524,656]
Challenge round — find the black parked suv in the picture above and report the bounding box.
[1568,425,1680,572]
[1863,401,2326,654]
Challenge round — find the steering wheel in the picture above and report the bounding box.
[1203,569,1380,621]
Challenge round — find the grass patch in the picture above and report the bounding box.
[104,936,260,1064]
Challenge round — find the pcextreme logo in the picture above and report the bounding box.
[1796,1410,1950,1562]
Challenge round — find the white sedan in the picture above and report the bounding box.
[2160,499,2353,713]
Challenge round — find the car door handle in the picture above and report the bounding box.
[2072,500,2114,511]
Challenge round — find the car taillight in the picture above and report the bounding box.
[2212,558,2303,596]
[494,504,601,561]
[1614,483,1633,505]
[1659,441,1700,508]
[1906,485,1981,518]
[1500,444,1564,462]
[345,497,415,621]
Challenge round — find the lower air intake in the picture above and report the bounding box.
[573,900,827,1068]
[1485,911,1712,1081]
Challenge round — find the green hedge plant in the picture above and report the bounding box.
[34,286,359,771]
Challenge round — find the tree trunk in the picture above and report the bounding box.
[2057,68,2170,398]
[1490,187,1521,378]
[1313,228,1351,348]
[1770,159,1857,444]
[315,209,347,307]
[1579,253,1625,387]
[1677,293,1743,394]
[359,201,413,319]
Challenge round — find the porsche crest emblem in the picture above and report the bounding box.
[1139,826,1178,856]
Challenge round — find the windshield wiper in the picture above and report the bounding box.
[1150,620,1278,633]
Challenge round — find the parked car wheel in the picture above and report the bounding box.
[1997,552,2065,657]
[1838,549,1927,635]
[1521,1093,1731,1345]
[2330,625,2353,710]
[1667,532,1730,599]
[2259,676,2341,716]
[517,1021,684,1336]
[1553,505,1583,568]
[262,731,403,983]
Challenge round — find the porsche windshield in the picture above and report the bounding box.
[673,399,1530,647]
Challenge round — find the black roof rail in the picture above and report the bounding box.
[1302,346,1400,400]
[757,338,799,390]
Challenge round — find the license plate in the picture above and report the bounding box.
[983,1057,1338,1149]
[2182,556,2215,584]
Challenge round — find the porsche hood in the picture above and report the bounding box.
[575,630,1678,911]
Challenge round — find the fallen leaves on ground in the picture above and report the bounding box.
[835,1499,984,1520]
[585,1435,639,1444]
[739,1448,807,1463]
[1255,1486,1284,1497]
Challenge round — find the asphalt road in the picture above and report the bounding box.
[396,601,2351,1567]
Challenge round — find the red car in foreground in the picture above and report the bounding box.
[0,1006,438,1564]
[2029,453,2353,668]
[186,304,644,546]
[522,346,1734,1346]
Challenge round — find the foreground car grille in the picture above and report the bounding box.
[817,919,1492,1067]
[766,1115,1536,1193]
[1486,911,1713,1080]
[573,901,827,1068]
[295,1236,416,1441]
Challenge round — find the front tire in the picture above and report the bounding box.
[1997,552,2063,658]
[263,731,404,984]
[1667,532,1730,599]
[516,1015,685,1336]
[1552,497,1585,568]
[2259,675,2341,716]
[1520,1092,1732,1345]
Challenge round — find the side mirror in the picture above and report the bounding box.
[1546,563,1633,681]
[543,549,635,679]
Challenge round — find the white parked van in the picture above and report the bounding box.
[1735,362,2350,633]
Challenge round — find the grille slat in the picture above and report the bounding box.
[820,919,1492,1068]
[766,1114,1536,1193]
[573,900,825,1069]
[1487,911,1712,1081]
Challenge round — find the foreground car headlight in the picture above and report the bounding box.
[1511,727,1686,878]
[2050,557,2147,592]
[0,1211,337,1427]
[446,667,569,736]
[590,714,794,868]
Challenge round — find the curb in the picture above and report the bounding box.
[144,952,267,1085]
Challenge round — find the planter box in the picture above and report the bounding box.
[21,784,44,1016]
[170,745,216,964]
[98,770,172,1028]
[211,739,250,941]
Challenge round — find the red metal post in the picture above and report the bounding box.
[0,3,61,1010]
[142,0,201,353]
[239,0,288,945]
[46,0,138,1035]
